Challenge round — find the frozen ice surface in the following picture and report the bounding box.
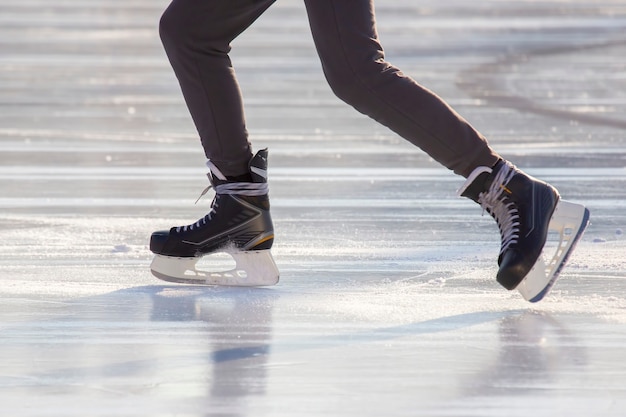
[1,0,626,416]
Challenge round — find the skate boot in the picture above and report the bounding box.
[149,149,279,286]
[459,160,589,302]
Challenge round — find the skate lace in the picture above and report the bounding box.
[477,163,520,255]
[176,181,269,233]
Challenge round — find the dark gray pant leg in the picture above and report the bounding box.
[303,0,500,177]
[159,0,275,176]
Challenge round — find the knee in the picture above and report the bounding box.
[159,2,217,52]
[159,2,231,57]
[322,56,393,107]
[159,3,188,51]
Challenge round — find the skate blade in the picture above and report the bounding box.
[150,249,279,287]
[517,200,590,302]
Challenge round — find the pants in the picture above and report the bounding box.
[159,0,500,178]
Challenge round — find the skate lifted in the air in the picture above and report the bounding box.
[149,149,279,286]
[459,161,590,302]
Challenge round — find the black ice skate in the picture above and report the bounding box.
[149,149,279,286]
[459,160,590,302]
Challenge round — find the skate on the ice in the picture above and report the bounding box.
[459,160,590,302]
[149,149,279,286]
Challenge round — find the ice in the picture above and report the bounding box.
[1,0,626,416]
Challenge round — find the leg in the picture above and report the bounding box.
[152,1,279,285]
[159,0,275,176]
[303,0,499,178]
[304,0,589,300]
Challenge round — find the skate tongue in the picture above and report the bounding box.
[206,160,228,181]
[194,149,270,204]
[249,148,269,183]
[458,166,493,202]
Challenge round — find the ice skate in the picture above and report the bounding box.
[459,160,589,302]
[149,149,279,286]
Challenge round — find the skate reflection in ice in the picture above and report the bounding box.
[3,286,277,417]
[464,310,587,397]
[149,286,276,413]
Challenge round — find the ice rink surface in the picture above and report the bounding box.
[1,0,626,416]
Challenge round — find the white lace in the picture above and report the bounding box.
[176,161,268,233]
[477,163,520,254]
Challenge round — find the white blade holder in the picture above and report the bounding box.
[150,249,279,287]
[517,200,590,302]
